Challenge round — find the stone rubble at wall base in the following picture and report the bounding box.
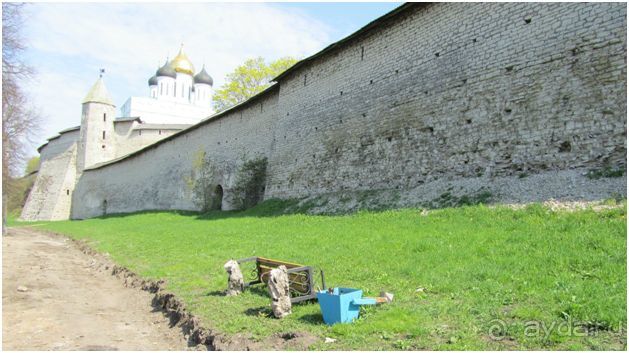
[290,168,626,215]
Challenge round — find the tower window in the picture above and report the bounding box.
[102,130,106,139]
[160,83,163,95]
[158,129,162,135]
[103,113,106,122]
[66,189,69,195]
[174,82,177,96]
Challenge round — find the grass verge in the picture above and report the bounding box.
[13,200,627,350]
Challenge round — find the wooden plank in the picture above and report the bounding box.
[257,256,304,269]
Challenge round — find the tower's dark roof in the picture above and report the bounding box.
[194,66,213,86]
[156,61,176,78]
[148,74,158,86]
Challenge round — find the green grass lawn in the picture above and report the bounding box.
[15,201,627,350]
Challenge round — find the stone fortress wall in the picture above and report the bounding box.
[112,119,185,159]
[267,2,626,197]
[71,88,279,218]
[21,129,80,220]
[71,2,626,219]
[21,109,189,221]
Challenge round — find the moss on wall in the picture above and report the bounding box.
[232,157,268,210]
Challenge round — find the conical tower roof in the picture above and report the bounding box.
[82,77,115,106]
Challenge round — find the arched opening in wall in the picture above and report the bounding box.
[211,185,224,211]
[102,199,108,216]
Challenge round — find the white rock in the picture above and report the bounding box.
[325,337,337,344]
[268,265,291,318]
[223,260,244,296]
[380,291,394,302]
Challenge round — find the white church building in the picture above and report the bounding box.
[20,46,215,220]
[123,47,214,125]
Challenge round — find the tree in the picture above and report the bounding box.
[25,156,40,175]
[2,3,41,232]
[213,56,297,112]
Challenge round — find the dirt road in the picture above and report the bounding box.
[2,227,188,350]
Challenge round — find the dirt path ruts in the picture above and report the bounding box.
[2,227,188,351]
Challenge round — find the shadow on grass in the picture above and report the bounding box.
[76,188,513,223]
[88,194,420,222]
[92,198,311,222]
[82,186,527,223]
[207,286,278,300]
[297,313,324,325]
[245,285,273,298]
[86,193,627,224]
[243,307,325,327]
[205,290,225,297]
[244,306,273,318]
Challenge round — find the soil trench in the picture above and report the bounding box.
[2,226,188,351]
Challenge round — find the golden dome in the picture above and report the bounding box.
[169,46,195,75]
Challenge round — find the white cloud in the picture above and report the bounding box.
[22,3,332,154]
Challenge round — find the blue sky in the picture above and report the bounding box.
[20,2,401,157]
[278,2,402,38]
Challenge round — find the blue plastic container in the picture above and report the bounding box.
[316,287,377,325]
